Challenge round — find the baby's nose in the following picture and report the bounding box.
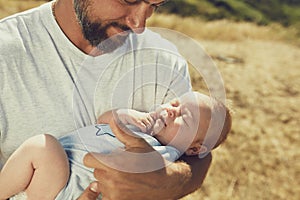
[167,107,180,118]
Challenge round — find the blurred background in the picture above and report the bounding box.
[1,0,299,199]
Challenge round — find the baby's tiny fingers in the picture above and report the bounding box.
[137,121,147,132]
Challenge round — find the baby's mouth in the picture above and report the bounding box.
[161,116,167,127]
[159,110,168,126]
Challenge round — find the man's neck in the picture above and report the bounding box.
[53,0,95,54]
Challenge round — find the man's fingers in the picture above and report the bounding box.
[83,152,110,170]
[77,182,101,200]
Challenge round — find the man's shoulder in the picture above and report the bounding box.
[0,3,49,56]
[0,2,49,36]
[0,20,25,58]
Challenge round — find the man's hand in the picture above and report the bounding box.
[77,182,101,200]
[82,111,212,199]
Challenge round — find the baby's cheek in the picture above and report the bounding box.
[153,119,164,134]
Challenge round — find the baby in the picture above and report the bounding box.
[100,91,232,156]
[0,91,232,200]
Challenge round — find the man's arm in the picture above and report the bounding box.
[79,115,212,200]
[81,153,211,200]
[178,154,212,197]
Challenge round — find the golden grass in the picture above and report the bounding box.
[1,2,300,200]
[148,13,300,200]
[149,15,300,200]
[0,0,45,19]
[148,14,300,46]
[184,40,300,200]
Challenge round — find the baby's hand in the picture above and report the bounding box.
[116,109,155,132]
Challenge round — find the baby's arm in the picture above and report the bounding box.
[97,109,116,124]
[97,109,154,133]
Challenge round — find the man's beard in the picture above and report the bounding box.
[73,0,131,53]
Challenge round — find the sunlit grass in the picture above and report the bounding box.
[148,13,300,45]
[0,0,45,19]
[149,12,300,200]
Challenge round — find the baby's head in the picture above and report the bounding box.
[151,91,232,156]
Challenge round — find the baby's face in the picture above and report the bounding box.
[151,92,211,155]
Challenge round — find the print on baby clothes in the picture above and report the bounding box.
[95,124,115,137]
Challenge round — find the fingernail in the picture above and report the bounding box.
[90,182,98,192]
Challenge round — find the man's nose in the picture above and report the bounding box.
[125,3,154,33]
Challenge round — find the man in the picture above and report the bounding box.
[0,0,212,199]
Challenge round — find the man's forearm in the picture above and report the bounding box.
[169,153,212,199]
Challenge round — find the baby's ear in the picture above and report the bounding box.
[185,145,208,156]
[170,98,180,107]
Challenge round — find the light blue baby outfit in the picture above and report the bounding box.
[55,124,180,200]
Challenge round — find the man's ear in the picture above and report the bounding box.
[185,145,208,156]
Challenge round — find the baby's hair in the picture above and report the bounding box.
[211,98,232,149]
[193,92,232,153]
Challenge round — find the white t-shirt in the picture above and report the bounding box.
[0,2,191,166]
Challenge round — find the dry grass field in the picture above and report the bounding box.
[149,14,300,200]
[1,1,299,200]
